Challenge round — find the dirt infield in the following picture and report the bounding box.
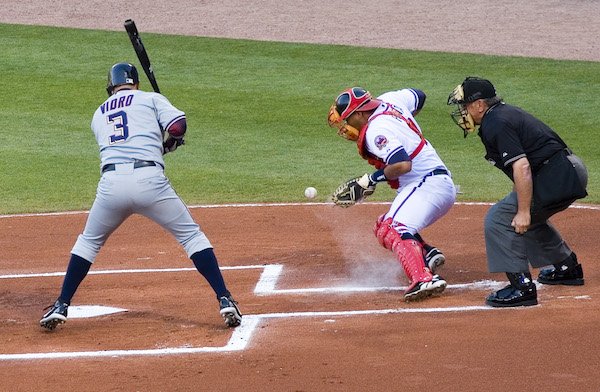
[1,0,599,61]
[1,203,599,391]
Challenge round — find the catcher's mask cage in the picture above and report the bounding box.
[447,77,497,137]
[447,84,476,138]
[107,62,139,96]
[328,87,381,141]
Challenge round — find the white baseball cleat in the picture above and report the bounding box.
[404,275,447,302]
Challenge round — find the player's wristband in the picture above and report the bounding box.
[369,169,387,184]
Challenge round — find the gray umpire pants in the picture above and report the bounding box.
[483,193,572,273]
[483,154,587,273]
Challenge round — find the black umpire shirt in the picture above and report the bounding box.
[478,103,567,181]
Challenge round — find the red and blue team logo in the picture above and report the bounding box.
[375,135,388,150]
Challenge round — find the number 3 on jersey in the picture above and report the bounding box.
[107,111,129,144]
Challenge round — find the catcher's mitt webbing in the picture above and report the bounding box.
[331,174,376,207]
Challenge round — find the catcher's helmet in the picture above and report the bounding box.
[331,87,381,122]
[328,87,382,141]
[106,62,139,96]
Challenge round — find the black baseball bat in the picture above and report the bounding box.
[124,19,160,93]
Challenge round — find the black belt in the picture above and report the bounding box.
[102,160,156,173]
[426,168,449,177]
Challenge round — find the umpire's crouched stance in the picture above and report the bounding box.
[447,77,588,307]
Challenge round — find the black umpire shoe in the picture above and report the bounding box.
[486,272,538,308]
[538,263,584,286]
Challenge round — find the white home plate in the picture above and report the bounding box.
[68,305,128,319]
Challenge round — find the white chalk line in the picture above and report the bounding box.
[1,201,598,218]
[252,264,506,294]
[0,264,507,293]
[1,263,507,361]
[0,265,264,279]
[0,307,493,360]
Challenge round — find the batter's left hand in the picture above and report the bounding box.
[163,136,185,154]
[511,211,531,234]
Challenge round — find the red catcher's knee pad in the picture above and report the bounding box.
[373,214,386,239]
[374,217,396,249]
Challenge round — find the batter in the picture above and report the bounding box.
[40,62,242,329]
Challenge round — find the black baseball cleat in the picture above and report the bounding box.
[40,299,69,330]
[219,295,242,327]
[425,247,445,273]
[538,263,584,286]
[486,273,537,307]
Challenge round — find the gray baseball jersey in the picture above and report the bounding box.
[71,88,212,262]
[92,89,185,168]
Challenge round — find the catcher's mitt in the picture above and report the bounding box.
[331,174,376,207]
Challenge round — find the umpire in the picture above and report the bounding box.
[447,77,588,307]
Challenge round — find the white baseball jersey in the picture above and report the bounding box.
[91,89,185,168]
[365,89,449,188]
[365,89,455,234]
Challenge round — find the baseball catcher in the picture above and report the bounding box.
[328,87,456,302]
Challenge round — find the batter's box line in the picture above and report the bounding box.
[0,264,508,292]
[0,265,266,279]
[0,264,505,361]
[254,264,508,294]
[0,306,494,361]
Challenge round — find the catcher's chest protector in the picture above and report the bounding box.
[356,105,426,161]
[356,105,425,189]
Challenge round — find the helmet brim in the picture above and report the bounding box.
[355,99,382,112]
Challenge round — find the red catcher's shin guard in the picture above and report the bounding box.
[392,238,434,291]
[373,217,433,289]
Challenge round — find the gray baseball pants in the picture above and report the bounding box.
[483,192,573,273]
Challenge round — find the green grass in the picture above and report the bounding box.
[1,23,598,213]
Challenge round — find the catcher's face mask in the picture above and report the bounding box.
[447,84,476,138]
[328,87,379,141]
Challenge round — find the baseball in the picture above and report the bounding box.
[304,187,317,199]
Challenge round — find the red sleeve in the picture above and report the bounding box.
[167,118,186,138]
